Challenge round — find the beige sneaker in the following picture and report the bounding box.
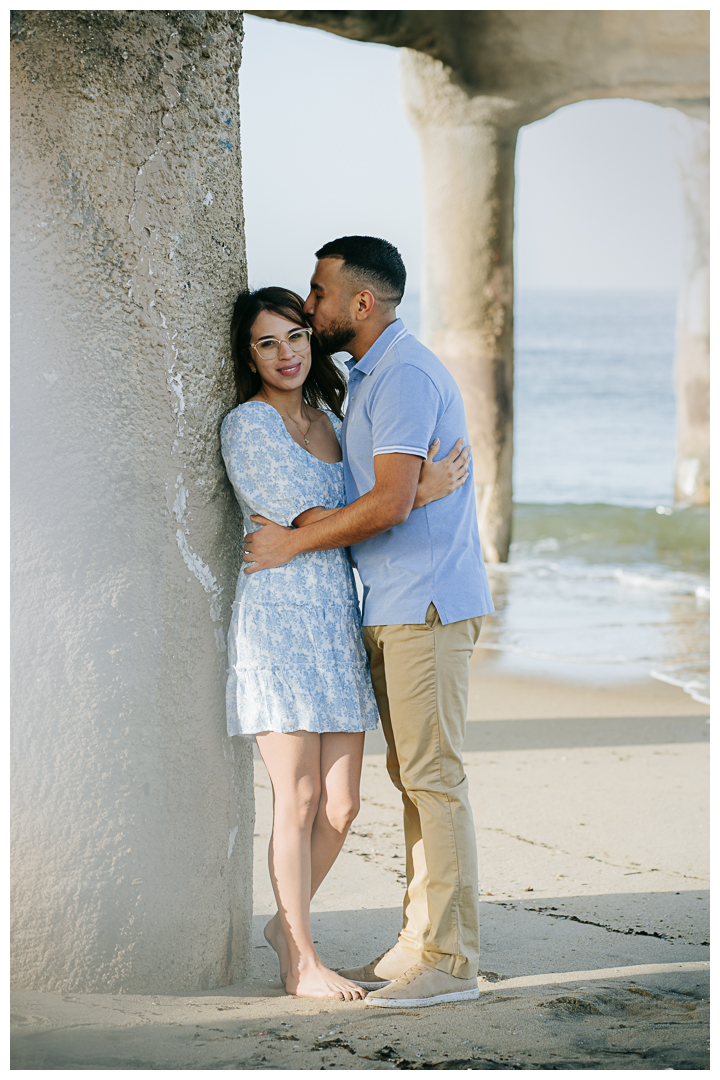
[365,962,480,1008]
[337,946,418,989]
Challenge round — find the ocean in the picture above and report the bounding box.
[395,290,709,705]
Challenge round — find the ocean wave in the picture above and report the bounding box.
[487,557,709,598]
[482,503,707,706]
[510,502,709,574]
[611,568,708,596]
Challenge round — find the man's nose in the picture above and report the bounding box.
[303,294,314,316]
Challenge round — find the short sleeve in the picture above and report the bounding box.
[221,405,321,527]
[367,363,443,459]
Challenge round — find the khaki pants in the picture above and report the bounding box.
[363,603,484,980]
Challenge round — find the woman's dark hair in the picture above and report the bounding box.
[230,286,346,419]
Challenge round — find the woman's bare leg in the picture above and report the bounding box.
[311,731,365,892]
[264,732,365,978]
[255,730,365,1000]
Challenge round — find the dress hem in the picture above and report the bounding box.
[230,722,379,738]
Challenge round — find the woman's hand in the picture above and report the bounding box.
[414,438,470,508]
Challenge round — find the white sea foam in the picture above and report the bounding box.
[488,557,708,599]
[611,568,706,595]
[650,670,710,706]
[532,537,560,553]
[484,546,707,703]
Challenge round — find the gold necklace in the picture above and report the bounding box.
[280,409,312,446]
[258,391,313,445]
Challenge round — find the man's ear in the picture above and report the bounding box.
[355,289,376,322]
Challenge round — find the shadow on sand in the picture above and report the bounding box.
[364,715,709,755]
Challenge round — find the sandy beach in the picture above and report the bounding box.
[11,668,708,1070]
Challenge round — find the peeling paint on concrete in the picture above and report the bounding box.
[176,529,224,625]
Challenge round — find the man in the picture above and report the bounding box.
[243,236,495,1007]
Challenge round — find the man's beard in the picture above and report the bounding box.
[314,317,356,354]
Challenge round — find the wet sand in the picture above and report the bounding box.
[11,674,709,1070]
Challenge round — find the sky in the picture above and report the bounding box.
[239,15,684,301]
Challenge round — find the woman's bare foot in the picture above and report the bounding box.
[285,960,366,1001]
[264,914,290,985]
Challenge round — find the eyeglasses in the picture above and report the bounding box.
[250,327,312,362]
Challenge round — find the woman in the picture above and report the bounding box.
[221,287,469,1001]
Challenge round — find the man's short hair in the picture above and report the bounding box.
[315,235,406,304]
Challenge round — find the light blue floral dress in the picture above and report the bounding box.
[220,401,379,737]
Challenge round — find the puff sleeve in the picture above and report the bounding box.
[221,404,322,528]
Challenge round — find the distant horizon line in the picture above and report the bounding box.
[248,282,680,299]
[399,286,679,299]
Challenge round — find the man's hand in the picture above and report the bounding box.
[243,516,299,574]
[244,454,422,566]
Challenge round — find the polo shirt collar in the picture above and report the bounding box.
[345,319,407,375]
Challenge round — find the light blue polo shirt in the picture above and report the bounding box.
[342,319,495,626]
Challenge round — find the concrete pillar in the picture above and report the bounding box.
[666,107,710,505]
[11,11,253,992]
[401,51,523,563]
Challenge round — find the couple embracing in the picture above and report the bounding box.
[221,236,494,1007]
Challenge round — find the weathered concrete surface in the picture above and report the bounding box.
[253,10,710,558]
[402,56,519,563]
[251,10,709,110]
[10,676,709,1068]
[11,10,253,992]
